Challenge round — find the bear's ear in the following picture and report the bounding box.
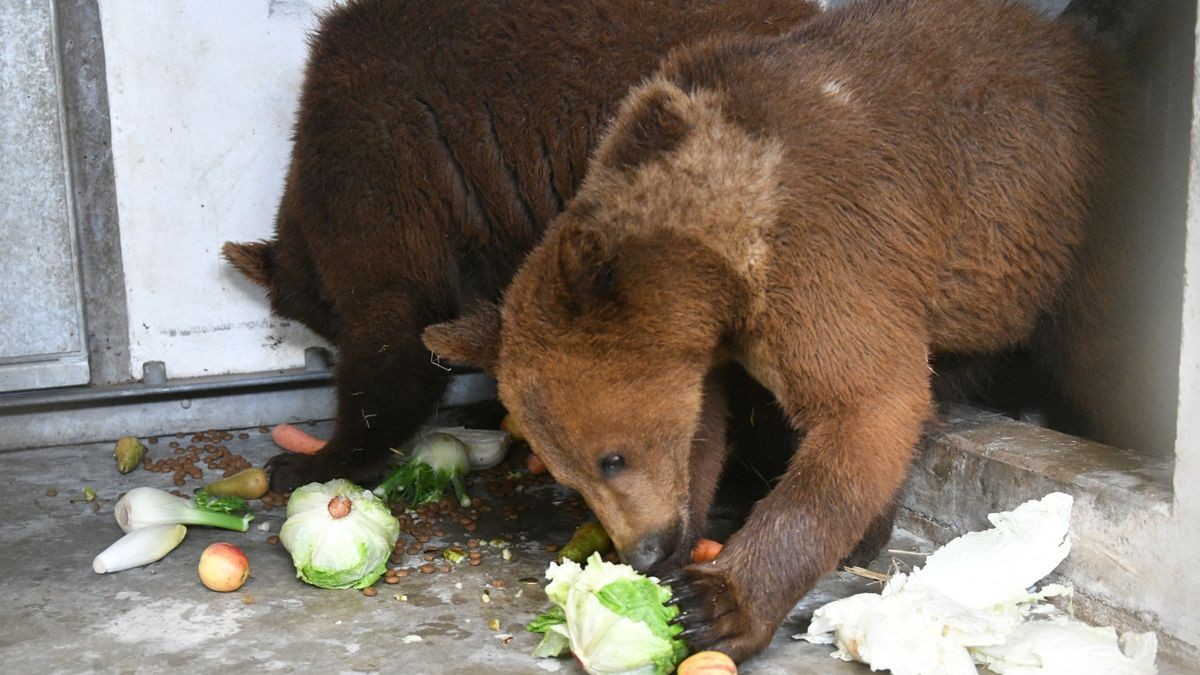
[552,222,621,316]
[221,240,274,288]
[422,301,501,374]
[597,85,690,172]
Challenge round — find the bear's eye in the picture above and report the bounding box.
[599,453,626,478]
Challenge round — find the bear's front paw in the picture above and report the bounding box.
[266,447,385,492]
[664,563,775,661]
[266,452,338,492]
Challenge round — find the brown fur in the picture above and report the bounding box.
[425,0,1124,660]
[223,0,819,490]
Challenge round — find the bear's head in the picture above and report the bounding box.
[424,75,783,572]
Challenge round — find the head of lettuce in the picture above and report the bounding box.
[527,552,688,674]
[279,479,400,589]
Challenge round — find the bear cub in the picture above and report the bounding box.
[425,0,1125,660]
[222,0,818,491]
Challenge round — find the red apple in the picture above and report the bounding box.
[198,542,250,592]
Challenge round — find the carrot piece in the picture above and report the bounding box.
[691,538,724,564]
[527,451,547,475]
[677,651,737,674]
[271,423,327,455]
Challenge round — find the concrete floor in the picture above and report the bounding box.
[0,420,927,673]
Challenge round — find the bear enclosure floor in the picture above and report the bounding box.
[0,420,928,673]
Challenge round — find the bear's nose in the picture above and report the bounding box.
[624,529,675,573]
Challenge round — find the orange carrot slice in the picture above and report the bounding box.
[527,451,547,475]
[691,538,724,564]
[271,423,327,455]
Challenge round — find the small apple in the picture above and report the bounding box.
[198,542,250,592]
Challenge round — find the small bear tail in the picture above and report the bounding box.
[221,240,275,289]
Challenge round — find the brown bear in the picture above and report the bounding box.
[423,0,1125,661]
[222,0,820,491]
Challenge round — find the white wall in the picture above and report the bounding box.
[98,0,339,380]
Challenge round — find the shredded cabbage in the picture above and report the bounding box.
[798,493,1158,674]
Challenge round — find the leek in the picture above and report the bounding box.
[115,486,253,533]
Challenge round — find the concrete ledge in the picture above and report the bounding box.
[899,404,1195,670]
[0,370,497,451]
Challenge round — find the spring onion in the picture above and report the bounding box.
[114,486,253,533]
[375,432,472,508]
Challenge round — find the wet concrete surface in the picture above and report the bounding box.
[0,420,926,673]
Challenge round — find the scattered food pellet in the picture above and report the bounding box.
[469,559,482,567]
[492,579,507,588]
[396,568,411,577]
[438,564,451,573]
[242,594,256,605]
[385,576,400,585]
[258,426,269,434]
[148,436,159,444]
[45,489,58,497]
[362,587,378,597]
[544,544,558,553]
[266,535,280,545]
[419,563,436,575]
[238,433,250,440]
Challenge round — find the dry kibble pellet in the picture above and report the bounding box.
[362,587,378,597]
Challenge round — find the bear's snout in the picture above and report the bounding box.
[622,526,680,573]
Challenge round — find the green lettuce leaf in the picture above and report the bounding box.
[527,605,567,633]
[194,489,249,515]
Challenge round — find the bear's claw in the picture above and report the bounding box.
[667,562,775,660]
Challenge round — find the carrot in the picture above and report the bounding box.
[527,451,547,475]
[271,423,327,455]
[691,538,724,564]
[677,651,737,674]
